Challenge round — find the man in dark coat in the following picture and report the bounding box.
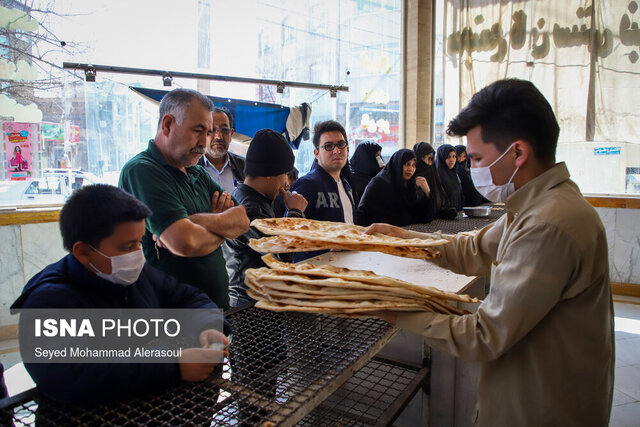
[291,120,357,260]
[225,129,307,307]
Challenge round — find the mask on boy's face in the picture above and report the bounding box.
[89,247,145,286]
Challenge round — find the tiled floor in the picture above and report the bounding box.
[610,297,640,427]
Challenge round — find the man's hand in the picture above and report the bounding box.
[415,176,430,197]
[199,329,229,350]
[189,204,250,239]
[152,234,168,250]
[281,189,308,212]
[178,348,225,381]
[213,204,250,238]
[364,223,408,239]
[211,191,234,213]
[178,330,229,382]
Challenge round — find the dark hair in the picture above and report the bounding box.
[312,120,347,148]
[213,106,234,128]
[446,79,559,163]
[59,184,152,252]
[157,88,214,129]
[287,167,299,181]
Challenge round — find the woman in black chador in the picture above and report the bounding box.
[435,144,463,211]
[413,142,457,218]
[349,141,383,202]
[455,145,486,207]
[358,148,435,226]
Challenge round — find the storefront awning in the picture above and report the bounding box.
[129,86,310,149]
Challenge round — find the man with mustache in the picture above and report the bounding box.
[291,120,357,260]
[120,88,250,309]
[198,107,246,194]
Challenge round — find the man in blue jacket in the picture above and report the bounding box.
[291,120,357,260]
[11,184,229,405]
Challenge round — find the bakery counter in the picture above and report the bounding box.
[0,304,430,426]
[310,249,486,427]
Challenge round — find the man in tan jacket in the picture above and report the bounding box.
[368,79,614,426]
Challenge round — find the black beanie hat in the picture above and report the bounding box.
[244,129,295,177]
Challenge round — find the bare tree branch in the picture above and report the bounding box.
[0,0,87,115]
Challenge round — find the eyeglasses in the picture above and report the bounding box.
[212,127,232,135]
[320,141,348,151]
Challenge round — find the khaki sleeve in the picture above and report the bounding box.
[405,216,505,278]
[396,222,579,362]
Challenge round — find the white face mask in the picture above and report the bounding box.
[90,247,146,286]
[376,155,385,168]
[470,143,519,203]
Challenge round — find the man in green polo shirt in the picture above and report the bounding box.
[119,88,250,309]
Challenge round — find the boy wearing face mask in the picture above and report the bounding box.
[366,79,613,427]
[11,184,229,404]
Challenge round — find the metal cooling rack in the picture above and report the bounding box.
[407,208,504,234]
[1,306,402,426]
[298,356,428,427]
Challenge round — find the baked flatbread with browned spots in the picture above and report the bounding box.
[251,217,448,248]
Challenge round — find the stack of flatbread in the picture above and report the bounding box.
[249,217,448,259]
[245,255,480,316]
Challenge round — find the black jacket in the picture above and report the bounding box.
[454,145,486,206]
[11,254,224,404]
[197,151,246,185]
[414,142,454,217]
[436,144,463,211]
[349,141,382,202]
[290,164,357,261]
[225,184,304,306]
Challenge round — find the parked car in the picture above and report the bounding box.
[0,169,103,207]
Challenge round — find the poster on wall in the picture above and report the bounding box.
[68,125,80,143]
[40,122,64,147]
[3,122,40,181]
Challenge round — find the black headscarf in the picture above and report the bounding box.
[358,149,435,226]
[454,145,470,170]
[413,142,434,177]
[414,142,451,214]
[349,141,382,201]
[436,144,463,211]
[453,144,486,206]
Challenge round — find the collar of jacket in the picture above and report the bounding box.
[506,162,571,216]
[314,163,353,192]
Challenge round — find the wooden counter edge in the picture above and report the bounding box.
[0,209,60,226]
[584,195,640,209]
[0,195,637,227]
[612,282,640,298]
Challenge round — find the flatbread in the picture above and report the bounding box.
[249,235,442,260]
[251,218,448,248]
[244,252,480,317]
[245,268,470,315]
[259,255,479,304]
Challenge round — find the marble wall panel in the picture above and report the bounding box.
[20,223,66,290]
[0,226,23,310]
[612,209,640,285]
